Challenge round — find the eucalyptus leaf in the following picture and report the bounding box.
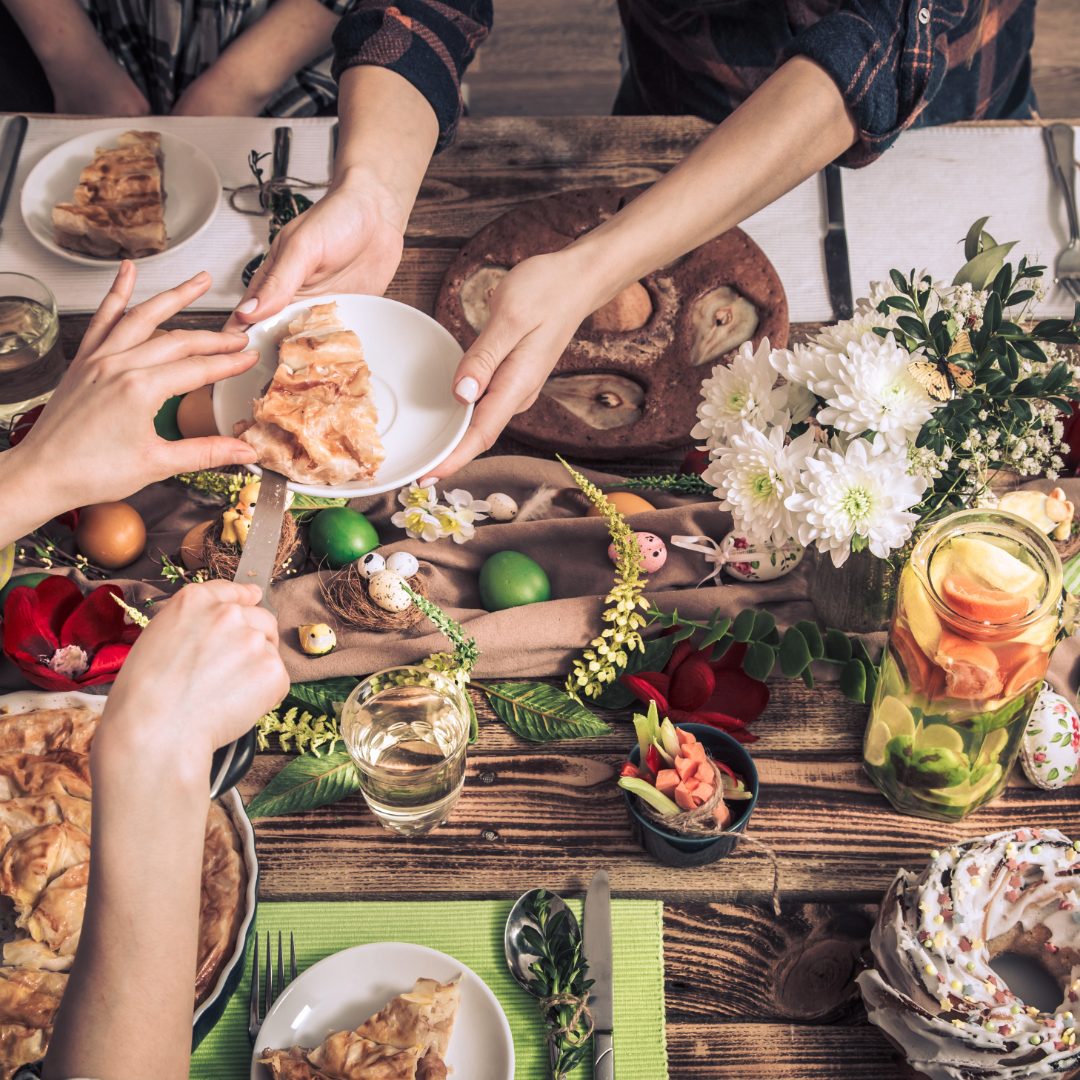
[825,628,853,663]
[795,620,825,660]
[839,660,868,703]
[779,628,812,678]
[246,751,361,819]
[480,682,611,742]
[731,609,757,643]
[742,640,776,681]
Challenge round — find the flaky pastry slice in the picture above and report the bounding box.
[238,302,384,486]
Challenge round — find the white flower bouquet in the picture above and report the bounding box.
[694,220,1080,567]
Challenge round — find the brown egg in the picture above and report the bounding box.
[586,492,656,518]
[75,502,147,570]
[177,386,218,439]
[179,520,214,570]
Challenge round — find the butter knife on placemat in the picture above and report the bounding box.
[823,163,854,321]
[0,115,28,241]
[584,869,615,1080]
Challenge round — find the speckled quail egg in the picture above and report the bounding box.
[486,493,519,522]
[385,551,420,578]
[357,551,386,579]
[609,532,667,573]
[298,623,337,656]
[1020,684,1080,790]
[368,570,413,613]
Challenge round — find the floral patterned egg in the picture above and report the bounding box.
[721,532,804,582]
[1020,684,1080,790]
[609,532,667,572]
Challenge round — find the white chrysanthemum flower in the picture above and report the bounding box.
[691,338,789,445]
[391,505,442,542]
[780,381,817,425]
[443,489,490,525]
[815,332,940,448]
[704,424,817,543]
[785,437,926,567]
[770,342,836,400]
[397,482,439,511]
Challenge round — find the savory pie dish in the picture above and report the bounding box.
[259,977,460,1080]
[51,130,167,260]
[0,703,247,1079]
[237,302,385,486]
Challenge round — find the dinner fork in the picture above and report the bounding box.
[248,930,297,1043]
[1044,124,1080,301]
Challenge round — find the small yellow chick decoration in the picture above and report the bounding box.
[221,479,293,548]
[999,487,1075,542]
[298,623,337,656]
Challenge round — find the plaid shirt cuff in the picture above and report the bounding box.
[332,0,492,151]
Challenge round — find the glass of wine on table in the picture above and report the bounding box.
[0,273,64,423]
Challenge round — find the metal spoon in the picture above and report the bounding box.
[504,888,577,1076]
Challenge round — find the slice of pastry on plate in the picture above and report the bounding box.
[237,302,385,486]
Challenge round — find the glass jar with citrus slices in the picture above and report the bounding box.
[863,509,1070,821]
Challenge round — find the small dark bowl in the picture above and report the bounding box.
[622,723,760,868]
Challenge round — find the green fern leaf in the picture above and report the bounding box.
[479,682,611,742]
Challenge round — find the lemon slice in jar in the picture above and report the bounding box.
[943,537,1042,600]
[865,720,892,766]
[876,695,917,740]
[916,725,965,753]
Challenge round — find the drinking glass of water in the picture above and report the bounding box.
[0,273,64,422]
[340,666,471,835]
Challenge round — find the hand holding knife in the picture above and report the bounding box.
[584,869,615,1079]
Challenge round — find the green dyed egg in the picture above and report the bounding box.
[0,572,49,614]
[154,395,184,441]
[309,508,379,569]
[479,551,551,611]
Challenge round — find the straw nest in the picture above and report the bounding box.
[196,514,303,582]
[320,562,429,632]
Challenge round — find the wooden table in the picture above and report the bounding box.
[57,117,1080,1079]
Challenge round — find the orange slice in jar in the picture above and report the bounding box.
[940,574,1029,625]
[933,629,1003,700]
[994,641,1050,697]
[892,624,945,699]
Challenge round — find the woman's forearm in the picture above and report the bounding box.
[573,56,858,307]
[3,0,116,82]
[331,65,440,234]
[43,721,211,1080]
[0,448,69,549]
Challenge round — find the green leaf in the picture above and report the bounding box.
[839,660,868,703]
[824,628,853,663]
[751,610,777,640]
[742,641,776,681]
[964,216,991,261]
[481,682,611,742]
[288,493,349,519]
[286,677,359,715]
[246,751,361,818]
[731,609,757,643]
[795,620,825,660]
[953,241,1017,289]
[699,617,733,649]
[779,627,813,678]
[594,635,678,709]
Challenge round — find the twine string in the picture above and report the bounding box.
[225,174,329,216]
[539,990,595,1059]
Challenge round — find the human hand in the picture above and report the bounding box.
[48,56,149,117]
[6,263,258,521]
[226,179,405,328]
[97,581,288,783]
[422,249,598,480]
[172,65,267,117]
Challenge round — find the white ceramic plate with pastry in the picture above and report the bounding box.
[20,126,221,267]
[251,941,514,1080]
[213,293,472,499]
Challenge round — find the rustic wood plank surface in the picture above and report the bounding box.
[52,114,1078,1080]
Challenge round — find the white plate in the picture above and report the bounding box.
[20,127,221,267]
[250,942,514,1080]
[213,293,471,498]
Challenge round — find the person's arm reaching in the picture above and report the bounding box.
[425,55,858,478]
[172,0,343,117]
[228,0,492,327]
[2,0,149,115]
[42,580,290,1080]
[0,263,258,550]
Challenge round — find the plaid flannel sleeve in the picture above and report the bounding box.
[788,0,974,167]
[332,0,493,150]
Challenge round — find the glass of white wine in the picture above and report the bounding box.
[341,666,471,836]
[0,273,64,422]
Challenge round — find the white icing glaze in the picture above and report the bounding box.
[858,829,1080,1079]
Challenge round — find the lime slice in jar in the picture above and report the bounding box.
[974,727,1009,768]
[876,695,917,740]
[916,724,964,753]
[865,720,892,766]
[927,762,1003,807]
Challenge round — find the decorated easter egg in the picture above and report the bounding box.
[721,532,803,583]
[479,551,551,611]
[586,492,655,519]
[385,551,420,578]
[75,502,147,569]
[357,551,386,579]
[609,532,667,572]
[298,623,337,656]
[368,570,413,613]
[310,508,379,569]
[486,493,519,522]
[1020,685,1080,790]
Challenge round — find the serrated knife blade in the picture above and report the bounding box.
[584,869,614,1079]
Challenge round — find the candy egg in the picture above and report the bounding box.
[75,502,147,569]
[610,532,667,572]
[586,492,655,519]
[1020,684,1080,790]
[368,570,413,613]
[385,551,420,578]
[486,493,519,522]
[357,551,386,579]
[298,623,337,656]
[721,532,803,583]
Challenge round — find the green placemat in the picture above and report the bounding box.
[190,899,667,1080]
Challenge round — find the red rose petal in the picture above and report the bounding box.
[60,584,134,652]
[664,640,697,675]
[2,587,58,661]
[33,577,84,640]
[668,654,716,711]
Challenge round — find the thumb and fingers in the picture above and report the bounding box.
[75,260,137,360]
[226,225,310,330]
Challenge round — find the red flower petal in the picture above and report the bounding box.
[668,654,716,711]
[704,671,770,723]
[664,640,697,675]
[711,642,748,673]
[33,577,84,641]
[80,642,132,684]
[621,674,671,716]
[626,670,670,696]
[60,585,134,652]
[6,653,83,692]
[693,710,750,731]
[2,588,58,662]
